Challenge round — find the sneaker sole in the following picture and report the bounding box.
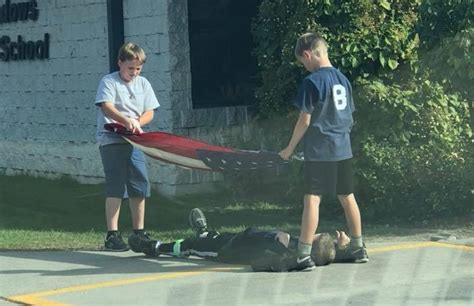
[104,247,130,252]
[129,246,144,253]
[189,208,207,232]
[300,265,316,272]
[290,265,316,272]
[354,258,369,263]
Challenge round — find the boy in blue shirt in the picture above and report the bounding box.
[280,33,369,270]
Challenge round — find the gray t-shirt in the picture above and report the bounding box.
[95,72,160,146]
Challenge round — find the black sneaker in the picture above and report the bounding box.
[347,244,369,263]
[140,240,161,257]
[128,232,160,256]
[189,208,208,237]
[128,232,152,253]
[104,232,129,252]
[288,255,316,272]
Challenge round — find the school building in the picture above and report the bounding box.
[0,0,260,195]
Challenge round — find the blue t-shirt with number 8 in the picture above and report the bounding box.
[294,67,355,161]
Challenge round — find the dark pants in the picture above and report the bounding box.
[175,228,288,265]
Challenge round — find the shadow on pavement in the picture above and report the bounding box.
[0,251,248,277]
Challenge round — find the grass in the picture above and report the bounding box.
[1,175,473,250]
[0,175,306,250]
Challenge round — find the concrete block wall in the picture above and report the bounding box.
[0,0,251,196]
[121,0,175,194]
[0,0,109,181]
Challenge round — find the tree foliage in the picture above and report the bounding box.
[417,0,473,49]
[252,0,420,115]
[248,0,473,219]
[353,77,472,219]
[417,0,474,128]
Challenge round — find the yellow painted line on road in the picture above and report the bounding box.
[368,241,474,253]
[6,242,473,305]
[7,267,243,306]
[4,295,70,306]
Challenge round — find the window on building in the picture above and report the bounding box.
[188,0,260,108]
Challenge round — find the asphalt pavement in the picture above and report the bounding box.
[1,239,473,306]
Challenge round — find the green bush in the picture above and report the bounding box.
[248,0,473,221]
[353,77,473,220]
[417,0,473,50]
[417,0,474,128]
[223,76,473,220]
[252,0,420,116]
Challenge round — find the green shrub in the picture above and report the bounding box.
[417,0,473,128]
[252,0,420,116]
[247,0,473,221]
[353,77,473,220]
[417,0,473,50]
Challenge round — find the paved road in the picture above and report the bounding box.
[1,240,473,306]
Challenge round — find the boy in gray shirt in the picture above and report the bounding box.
[95,42,159,251]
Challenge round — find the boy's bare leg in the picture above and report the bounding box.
[338,194,369,262]
[105,197,122,231]
[129,197,145,230]
[338,193,362,238]
[299,194,321,245]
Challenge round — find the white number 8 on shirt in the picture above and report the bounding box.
[332,84,347,110]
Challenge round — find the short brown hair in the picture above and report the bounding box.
[294,32,328,58]
[311,233,336,266]
[118,42,146,64]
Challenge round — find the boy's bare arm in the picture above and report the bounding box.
[336,230,350,249]
[279,111,311,160]
[138,109,154,127]
[275,231,291,248]
[100,102,141,132]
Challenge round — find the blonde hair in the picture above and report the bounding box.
[118,42,146,64]
[294,32,328,58]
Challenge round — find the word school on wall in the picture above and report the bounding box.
[0,0,50,62]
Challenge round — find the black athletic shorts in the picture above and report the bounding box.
[303,158,354,196]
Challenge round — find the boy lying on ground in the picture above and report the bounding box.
[129,208,361,272]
